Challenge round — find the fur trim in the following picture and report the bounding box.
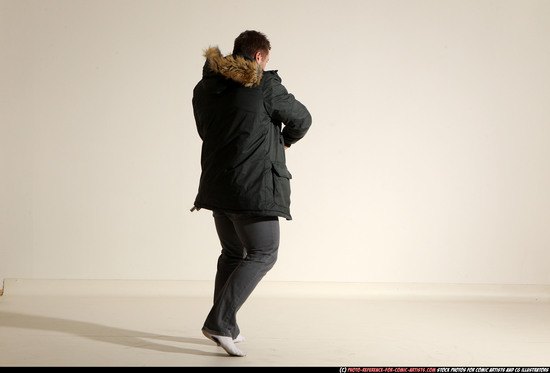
[204,46,263,87]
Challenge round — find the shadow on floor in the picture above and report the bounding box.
[0,311,225,357]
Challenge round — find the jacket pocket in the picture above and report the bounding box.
[271,162,292,207]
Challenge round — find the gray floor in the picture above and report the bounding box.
[1,280,549,367]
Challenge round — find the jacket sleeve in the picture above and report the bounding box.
[262,71,312,147]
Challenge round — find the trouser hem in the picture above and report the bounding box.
[201,325,232,339]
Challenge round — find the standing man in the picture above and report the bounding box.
[191,30,312,357]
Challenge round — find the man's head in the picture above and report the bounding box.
[233,30,271,70]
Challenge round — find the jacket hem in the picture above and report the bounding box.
[192,202,292,220]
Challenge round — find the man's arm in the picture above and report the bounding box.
[263,71,312,148]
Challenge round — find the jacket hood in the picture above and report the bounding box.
[203,46,263,88]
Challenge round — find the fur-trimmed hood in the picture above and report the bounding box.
[203,46,263,88]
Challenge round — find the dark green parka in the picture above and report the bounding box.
[192,47,312,220]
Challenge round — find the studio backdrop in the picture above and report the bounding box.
[2,0,549,289]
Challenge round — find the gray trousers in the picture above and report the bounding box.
[202,211,280,339]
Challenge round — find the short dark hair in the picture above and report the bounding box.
[232,30,271,58]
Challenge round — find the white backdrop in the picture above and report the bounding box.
[2,0,549,288]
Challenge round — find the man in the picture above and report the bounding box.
[191,30,312,357]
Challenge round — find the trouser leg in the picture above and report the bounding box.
[212,211,246,303]
[204,211,280,339]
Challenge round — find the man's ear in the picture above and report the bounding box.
[254,51,262,62]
